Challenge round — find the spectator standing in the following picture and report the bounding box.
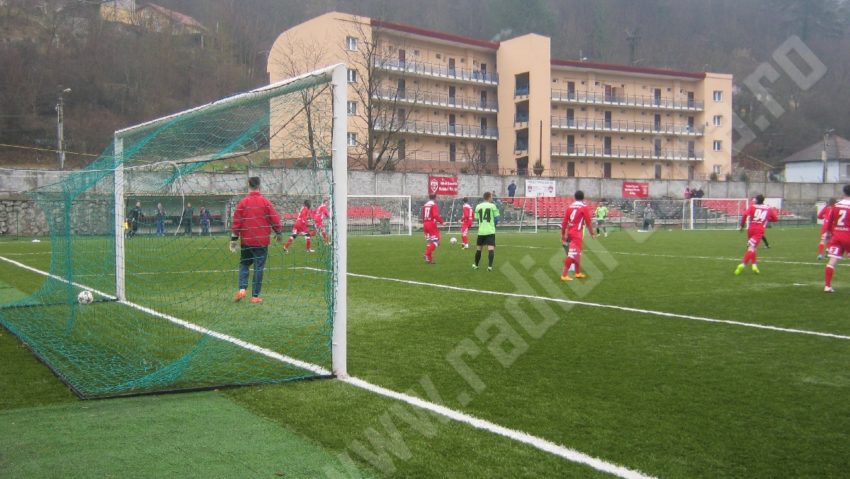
[642,204,655,231]
[507,180,517,198]
[128,201,143,238]
[183,202,194,235]
[155,202,166,236]
[199,206,211,236]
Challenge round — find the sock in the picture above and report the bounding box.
[762,237,769,247]
[426,243,436,259]
[818,243,825,255]
[574,256,582,274]
[322,231,329,243]
[826,265,834,287]
[488,250,494,268]
[306,237,312,250]
[284,237,293,249]
[474,250,481,266]
[751,251,757,264]
[742,250,753,265]
[462,233,468,245]
[562,257,574,276]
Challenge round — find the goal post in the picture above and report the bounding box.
[684,198,750,230]
[1,64,349,397]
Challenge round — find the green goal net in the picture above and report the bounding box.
[0,65,348,398]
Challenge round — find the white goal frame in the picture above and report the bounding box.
[111,63,349,378]
[684,197,750,230]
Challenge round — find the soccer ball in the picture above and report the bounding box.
[77,290,94,305]
[450,237,458,245]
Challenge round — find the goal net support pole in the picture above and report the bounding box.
[331,64,348,379]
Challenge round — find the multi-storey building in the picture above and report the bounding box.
[269,12,732,181]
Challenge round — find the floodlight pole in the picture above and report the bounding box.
[331,64,348,378]
[56,88,71,170]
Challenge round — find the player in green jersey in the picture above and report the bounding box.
[595,201,609,237]
[473,191,500,271]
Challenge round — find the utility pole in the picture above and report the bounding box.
[822,128,834,183]
[56,88,71,170]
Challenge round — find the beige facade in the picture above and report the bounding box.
[269,12,733,181]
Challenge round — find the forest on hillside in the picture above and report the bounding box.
[1,0,849,169]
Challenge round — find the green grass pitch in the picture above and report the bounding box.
[1,226,849,478]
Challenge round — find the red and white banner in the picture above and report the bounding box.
[622,181,649,198]
[427,176,459,196]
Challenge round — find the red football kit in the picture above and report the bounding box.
[560,200,594,277]
[313,204,329,228]
[740,203,778,249]
[827,199,850,258]
[818,205,833,237]
[422,199,444,263]
[461,202,473,246]
[292,206,312,235]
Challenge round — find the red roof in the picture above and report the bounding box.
[140,3,206,31]
[370,19,499,50]
[551,58,705,79]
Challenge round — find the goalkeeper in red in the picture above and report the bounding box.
[461,197,474,249]
[422,193,444,263]
[230,176,283,304]
[824,185,850,292]
[735,194,778,275]
[560,190,595,281]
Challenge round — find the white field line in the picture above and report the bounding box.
[294,268,850,342]
[499,244,845,267]
[342,376,654,479]
[0,254,650,479]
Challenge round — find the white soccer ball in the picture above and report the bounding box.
[77,290,94,305]
[450,237,458,245]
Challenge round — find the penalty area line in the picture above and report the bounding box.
[297,267,850,342]
[0,255,652,479]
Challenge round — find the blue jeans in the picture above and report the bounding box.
[238,246,268,297]
[201,219,210,235]
[156,218,164,236]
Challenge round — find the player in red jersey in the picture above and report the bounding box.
[421,193,444,263]
[734,194,778,275]
[313,198,330,245]
[460,197,474,249]
[560,190,596,281]
[283,199,314,253]
[824,185,850,292]
[817,198,836,260]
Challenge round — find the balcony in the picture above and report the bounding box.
[373,57,498,85]
[551,89,704,111]
[514,113,529,128]
[374,118,498,140]
[514,86,530,98]
[514,141,529,154]
[551,117,703,136]
[551,144,703,161]
[372,87,498,113]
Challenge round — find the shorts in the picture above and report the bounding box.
[476,234,496,247]
[461,220,473,234]
[596,219,605,226]
[827,236,850,259]
[747,228,764,249]
[424,222,441,242]
[566,235,583,257]
[292,221,311,236]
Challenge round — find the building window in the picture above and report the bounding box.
[846,163,850,177]
[347,132,357,147]
[654,164,662,180]
[713,115,722,126]
[347,69,357,83]
[449,143,456,162]
[713,165,722,175]
[567,161,575,177]
[713,90,723,102]
[345,36,358,51]
[346,101,357,116]
[713,140,722,151]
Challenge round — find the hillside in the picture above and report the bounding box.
[1,0,849,169]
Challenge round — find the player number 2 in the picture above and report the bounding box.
[837,210,848,227]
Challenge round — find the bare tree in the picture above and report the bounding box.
[345,20,420,171]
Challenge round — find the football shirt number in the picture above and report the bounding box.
[424,206,431,219]
[838,210,848,227]
[480,209,492,222]
[753,209,768,222]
